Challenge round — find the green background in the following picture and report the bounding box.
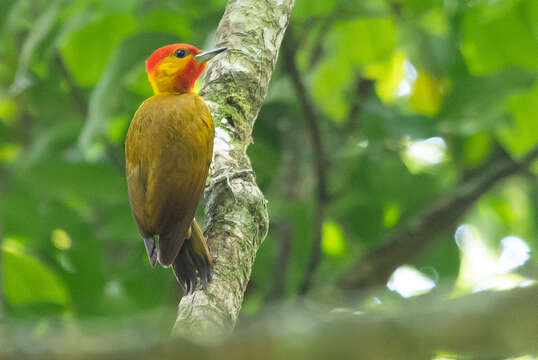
[0,0,536,346]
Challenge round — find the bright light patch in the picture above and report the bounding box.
[473,274,525,293]
[396,80,412,97]
[519,279,536,288]
[387,265,436,298]
[402,136,447,173]
[496,235,530,272]
[2,237,26,253]
[84,142,105,162]
[52,229,72,250]
[58,253,75,273]
[395,60,417,97]
[104,280,123,297]
[356,139,369,148]
[408,137,446,164]
[454,225,534,295]
[403,60,418,81]
[454,224,498,286]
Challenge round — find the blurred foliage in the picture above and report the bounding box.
[0,0,537,352]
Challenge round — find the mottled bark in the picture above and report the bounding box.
[172,0,295,341]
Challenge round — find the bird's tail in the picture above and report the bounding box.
[172,218,212,294]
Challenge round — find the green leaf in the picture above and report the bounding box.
[2,240,69,307]
[0,0,16,30]
[365,51,405,104]
[311,16,397,121]
[124,65,153,99]
[438,68,535,134]
[293,0,336,20]
[312,57,352,121]
[95,0,138,12]
[9,0,63,95]
[418,7,448,36]
[464,131,492,167]
[498,82,538,156]
[140,10,193,38]
[325,17,397,73]
[335,17,397,65]
[416,234,459,279]
[78,31,180,153]
[51,228,72,250]
[107,114,130,144]
[0,97,18,124]
[461,0,538,74]
[322,220,347,257]
[409,70,443,116]
[402,0,443,15]
[61,14,137,86]
[0,142,21,163]
[383,202,401,228]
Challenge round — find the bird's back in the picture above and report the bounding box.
[125,92,214,266]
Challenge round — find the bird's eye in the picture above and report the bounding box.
[174,49,188,58]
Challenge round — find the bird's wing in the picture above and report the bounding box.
[125,93,214,266]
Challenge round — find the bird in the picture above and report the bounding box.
[125,43,226,294]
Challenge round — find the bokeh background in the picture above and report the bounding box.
[0,0,537,351]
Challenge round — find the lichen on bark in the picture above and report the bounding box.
[172,0,295,342]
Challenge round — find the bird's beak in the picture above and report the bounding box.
[194,47,227,63]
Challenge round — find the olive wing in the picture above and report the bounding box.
[125,94,214,266]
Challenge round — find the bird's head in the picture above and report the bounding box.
[145,43,226,94]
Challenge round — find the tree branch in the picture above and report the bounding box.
[339,145,538,290]
[305,16,336,70]
[281,30,330,296]
[266,123,303,301]
[172,0,295,342]
[343,78,375,134]
[267,219,293,301]
[7,286,536,358]
[241,286,538,359]
[0,212,3,319]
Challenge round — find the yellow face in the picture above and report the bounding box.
[146,44,202,94]
[148,53,195,94]
[145,44,226,94]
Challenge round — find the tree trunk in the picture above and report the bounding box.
[172,0,295,342]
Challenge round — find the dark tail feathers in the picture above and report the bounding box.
[172,218,212,294]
